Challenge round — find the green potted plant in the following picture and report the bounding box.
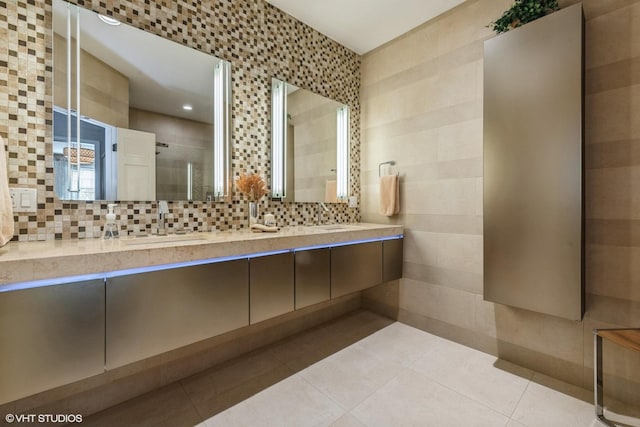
[489,0,559,34]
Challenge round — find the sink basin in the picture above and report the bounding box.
[315,224,360,231]
[122,234,208,246]
[320,225,349,230]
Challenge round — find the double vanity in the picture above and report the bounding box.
[0,224,403,405]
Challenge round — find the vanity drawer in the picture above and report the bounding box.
[106,260,249,369]
[295,248,331,309]
[0,279,105,405]
[331,241,383,298]
[383,238,403,282]
[249,252,295,324]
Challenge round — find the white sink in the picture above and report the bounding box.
[122,234,208,246]
[315,224,360,231]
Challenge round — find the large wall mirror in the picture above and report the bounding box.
[52,0,231,202]
[271,79,350,203]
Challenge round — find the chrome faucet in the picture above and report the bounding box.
[317,202,329,225]
[157,200,169,235]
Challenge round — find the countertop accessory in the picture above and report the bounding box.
[102,204,119,239]
[250,223,279,233]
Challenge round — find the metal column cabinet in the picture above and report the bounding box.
[106,260,248,369]
[331,241,383,298]
[249,252,294,323]
[0,279,105,405]
[483,3,584,320]
[295,248,330,309]
[383,238,403,282]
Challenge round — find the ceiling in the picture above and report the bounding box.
[265,0,467,54]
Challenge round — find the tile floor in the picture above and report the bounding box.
[83,310,640,427]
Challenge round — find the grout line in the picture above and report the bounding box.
[295,374,349,421]
[509,379,531,421]
[405,363,511,420]
[177,380,206,425]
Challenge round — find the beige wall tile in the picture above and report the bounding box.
[587,165,640,220]
[585,293,640,326]
[402,230,441,266]
[361,128,439,177]
[492,305,584,364]
[475,295,584,365]
[586,138,640,169]
[585,2,640,69]
[587,244,640,301]
[362,99,482,143]
[587,218,640,246]
[402,213,482,235]
[437,157,482,179]
[436,0,510,56]
[560,0,640,21]
[437,233,483,275]
[474,294,497,337]
[361,23,440,86]
[586,85,640,145]
[399,278,476,330]
[436,119,483,162]
[587,57,640,95]
[403,261,482,295]
[402,178,481,216]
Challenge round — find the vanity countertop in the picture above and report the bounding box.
[0,223,403,286]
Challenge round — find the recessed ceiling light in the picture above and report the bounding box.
[182,104,193,111]
[98,15,121,26]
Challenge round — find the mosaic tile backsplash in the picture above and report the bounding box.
[0,0,361,241]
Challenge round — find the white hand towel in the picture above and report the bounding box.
[0,136,15,247]
[379,174,400,217]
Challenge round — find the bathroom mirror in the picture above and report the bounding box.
[271,79,350,203]
[52,0,231,202]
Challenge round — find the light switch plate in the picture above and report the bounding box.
[348,196,358,208]
[9,188,37,213]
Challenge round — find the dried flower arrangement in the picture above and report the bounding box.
[236,173,268,201]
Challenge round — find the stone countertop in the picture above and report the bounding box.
[0,223,403,286]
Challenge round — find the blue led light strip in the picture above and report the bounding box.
[293,234,403,252]
[0,235,403,293]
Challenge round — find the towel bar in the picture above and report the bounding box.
[379,161,397,177]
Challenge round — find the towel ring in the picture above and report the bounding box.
[379,161,397,177]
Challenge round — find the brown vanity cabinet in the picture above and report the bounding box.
[106,260,249,369]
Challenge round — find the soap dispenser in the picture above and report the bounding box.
[102,204,119,239]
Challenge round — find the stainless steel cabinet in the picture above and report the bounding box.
[106,260,249,369]
[383,238,403,282]
[0,279,105,405]
[483,3,584,321]
[295,248,331,309]
[331,241,383,298]
[250,252,295,323]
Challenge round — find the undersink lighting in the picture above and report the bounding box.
[182,104,193,111]
[97,14,121,26]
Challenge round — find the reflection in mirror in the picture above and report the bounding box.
[52,0,231,202]
[271,79,350,203]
